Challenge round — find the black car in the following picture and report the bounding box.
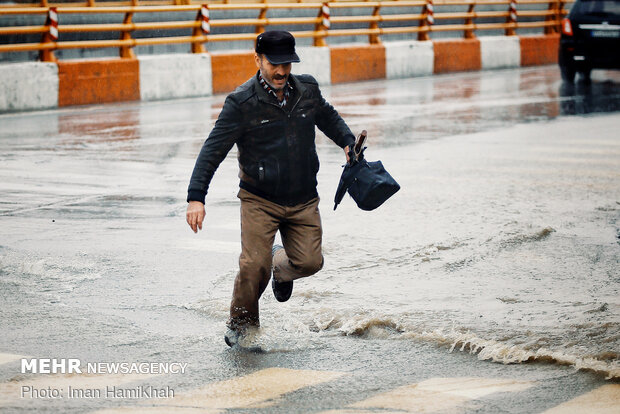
[559,0,620,82]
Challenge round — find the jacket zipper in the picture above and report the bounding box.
[263,93,302,116]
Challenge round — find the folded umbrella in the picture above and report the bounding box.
[334,131,400,211]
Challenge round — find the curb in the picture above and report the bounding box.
[0,34,559,113]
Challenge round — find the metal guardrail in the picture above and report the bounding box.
[0,0,573,62]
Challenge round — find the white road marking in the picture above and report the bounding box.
[541,384,620,414]
[91,368,344,413]
[412,376,535,399]
[321,377,534,413]
[94,407,220,414]
[155,367,344,409]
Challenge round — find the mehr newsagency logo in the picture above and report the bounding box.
[19,358,186,400]
[21,358,187,375]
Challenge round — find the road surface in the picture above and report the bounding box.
[1,65,619,413]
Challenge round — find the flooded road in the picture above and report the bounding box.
[1,65,619,413]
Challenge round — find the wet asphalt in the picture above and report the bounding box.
[0,66,619,413]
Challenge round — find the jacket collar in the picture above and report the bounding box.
[253,71,307,105]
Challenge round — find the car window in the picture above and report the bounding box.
[575,0,620,16]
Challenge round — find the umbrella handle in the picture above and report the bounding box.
[354,130,367,161]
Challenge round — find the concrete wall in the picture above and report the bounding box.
[0,35,560,113]
[0,62,58,112]
[480,36,521,70]
[385,41,434,79]
[210,51,256,94]
[293,47,331,86]
[57,59,140,107]
[433,39,482,74]
[139,54,212,101]
[330,44,386,84]
[520,34,560,66]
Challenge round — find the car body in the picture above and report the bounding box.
[559,0,620,82]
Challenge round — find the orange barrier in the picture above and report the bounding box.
[433,38,481,73]
[58,59,140,106]
[211,51,256,94]
[520,34,559,66]
[330,45,386,84]
[3,34,568,112]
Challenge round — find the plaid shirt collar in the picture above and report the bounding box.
[258,72,294,108]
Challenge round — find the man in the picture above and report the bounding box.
[186,30,355,346]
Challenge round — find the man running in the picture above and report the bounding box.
[186,30,355,346]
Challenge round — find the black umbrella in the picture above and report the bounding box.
[334,131,400,211]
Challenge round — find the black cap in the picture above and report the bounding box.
[255,31,300,65]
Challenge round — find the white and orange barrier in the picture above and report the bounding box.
[0,34,559,112]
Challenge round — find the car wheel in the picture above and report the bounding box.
[560,63,576,83]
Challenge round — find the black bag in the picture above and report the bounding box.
[334,151,400,211]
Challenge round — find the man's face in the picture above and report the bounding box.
[255,53,292,91]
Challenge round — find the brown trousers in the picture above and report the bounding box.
[228,189,324,329]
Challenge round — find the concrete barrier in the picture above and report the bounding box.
[139,54,212,101]
[0,62,58,112]
[330,44,386,84]
[433,39,482,74]
[294,47,331,85]
[385,41,434,79]
[58,59,140,107]
[480,36,521,70]
[0,35,562,112]
[520,34,560,66]
[211,51,256,94]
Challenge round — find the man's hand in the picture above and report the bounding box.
[186,201,206,233]
[344,145,351,164]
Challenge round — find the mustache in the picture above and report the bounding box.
[273,74,287,80]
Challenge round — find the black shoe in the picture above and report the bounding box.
[271,244,293,302]
[224,328,241,347]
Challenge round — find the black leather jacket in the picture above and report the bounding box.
[187,72,355,206]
